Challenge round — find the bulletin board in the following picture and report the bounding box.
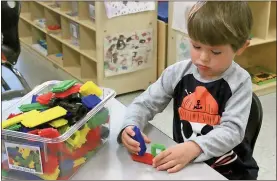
[95,2,158,94]
[104,29,153,77]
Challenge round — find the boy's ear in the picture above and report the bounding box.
[236,40,250,56]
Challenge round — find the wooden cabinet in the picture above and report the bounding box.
[19,1,158,95]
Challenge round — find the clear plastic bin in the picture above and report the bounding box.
[1,80,116,180]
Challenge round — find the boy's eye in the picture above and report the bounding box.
[211,50,221,55]
[193,45,201,49]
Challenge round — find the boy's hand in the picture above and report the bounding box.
[121,126,151,155]
[152,141,202,173]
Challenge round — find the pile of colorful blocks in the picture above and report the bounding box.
[1,80,110,180]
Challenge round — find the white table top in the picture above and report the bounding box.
[72,98,227,180]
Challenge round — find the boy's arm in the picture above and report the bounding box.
[117,61,190,143]
[192,77,253,162]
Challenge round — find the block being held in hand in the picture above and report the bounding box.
[132,126,147,156]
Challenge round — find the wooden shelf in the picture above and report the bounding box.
[21,1,31,14]
[250,37,276,46]
[267,29,276,41]
[48,54,63,67]
[253,82,276,96]
[166,1,276,96]
[49,54,96,83]
[30,1,45,21]
[63,39,80,52]
[79,25,97,61]
[20,14,98,62]
[80,19,95,30]
[250,1,276,46]
[248,2,271,40]
[21,12,31,21]
[47,54,82,82]
[18,18,32,44]
[35,1,96,31]
[82,50,96,61]
[31,26,46,45]
[64,67,81,79]
[19,37,82,82]
[268,1,276,40]
[19,1,158,94]
[19,37,32,45]
[32,21,47,33]
[50,34,97,62]
[236,42,276,96]
[81,55,97,80]
[32,44,48,56]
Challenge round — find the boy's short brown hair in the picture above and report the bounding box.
[187,1,253,52]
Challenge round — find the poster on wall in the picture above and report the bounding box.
[104,1,155,19]
[176,33,191,62]
[104,29,153,77]
[172,2,196,34]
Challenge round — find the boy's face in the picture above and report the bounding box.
[189,39,237,80]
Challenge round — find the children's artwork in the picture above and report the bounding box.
[5,142,43,174]
[176,33,191,62]
[104,29,153,77]
[172,2,196,34]
[104,1,155,19]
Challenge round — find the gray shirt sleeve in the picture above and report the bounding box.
[192,76,253,162]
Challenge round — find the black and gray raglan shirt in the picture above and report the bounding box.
[118,60,259,179]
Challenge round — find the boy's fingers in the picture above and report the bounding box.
[142,132,151,143]
[122,138,140,154]
[122,126,151,154]
[153,153,172,168]
[125,126,150,144]
[156,160,177,171]
[122,130,140,147]
[126,144,141,153]
[167,164,184,173]
[123,145,137,155]
[153,150,171,166]
[125,126,135,137]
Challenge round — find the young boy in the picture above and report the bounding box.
[117,1,259,180]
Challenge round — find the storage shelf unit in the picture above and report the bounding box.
[19,1,158,95]
[167,1,276,96]
[157,2,169,77]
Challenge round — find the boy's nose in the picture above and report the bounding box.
[199,51,210,63]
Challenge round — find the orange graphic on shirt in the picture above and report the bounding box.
[178,86,221,125]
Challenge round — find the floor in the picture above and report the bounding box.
[2,46,276,180]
